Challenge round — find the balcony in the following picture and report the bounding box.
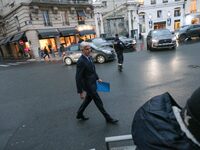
[31,0,89,5]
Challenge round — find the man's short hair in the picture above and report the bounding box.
[80,42,90,51]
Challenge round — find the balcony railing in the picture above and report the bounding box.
[31,0,89,4]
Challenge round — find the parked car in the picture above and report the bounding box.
[104,36,136,50]
[86,38,113,48]
[63,43,116,65]
[146,29,176,51]
[175,24,200,42]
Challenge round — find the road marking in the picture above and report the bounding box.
[0,64,10,67]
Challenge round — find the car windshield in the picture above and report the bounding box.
[92,38,111,48]
[152,30,171,37]
[89,43,98,49]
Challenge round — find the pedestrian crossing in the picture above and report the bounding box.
[0,61,30,68]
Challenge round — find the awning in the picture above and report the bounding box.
[1,36,13,45]
[10,32,25,43]
[58,28,78,37]
[37,29,60,39]
[77,10,86,17]
[79,30,96,36]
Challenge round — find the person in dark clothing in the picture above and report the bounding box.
[78,38,84,43]
[43,46,50,59]
[131,87,200,150]
[75,42,118,124]
[113,34,125,71]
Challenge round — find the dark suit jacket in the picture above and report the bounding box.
[76,55,99,94]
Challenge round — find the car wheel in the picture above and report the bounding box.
[96,55,105,64]
[64,57,72,65]
[179,34,187,42]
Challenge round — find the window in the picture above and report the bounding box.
[174,7,181,17]
[163,0,168,3]
[151,0,156,4]
[102,1,107,7]
[77,10,86,25]
[157,10,162,18]
[42,10,52,26]
[60,12,70,26]
[14,16,20,31]
[174,20,180,30]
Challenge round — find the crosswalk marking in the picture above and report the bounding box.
[0,61,29,68]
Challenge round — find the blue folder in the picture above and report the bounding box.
[96,81,110,92]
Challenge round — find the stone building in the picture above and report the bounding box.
[92,0,200,38]
[0,0,95,59]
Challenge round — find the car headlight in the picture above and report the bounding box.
[132,40,136,44]
[102,50,112,54]
[152,39,159,43]
[172,36,176,41]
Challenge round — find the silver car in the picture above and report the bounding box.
[63,43,116,65]
[147,29,176,51]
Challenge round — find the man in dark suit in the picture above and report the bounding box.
[75,42,118,124]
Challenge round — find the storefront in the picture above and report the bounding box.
[37,29,60,53]
[154,21,166,29]
[77,25,96,41]
[58,27,78,47]
[185,13,200,25]
[10,32,29,58]
[0,36,14,58]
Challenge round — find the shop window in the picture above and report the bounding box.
[174,7,181,17]
[157,10,162,18]
[39,38,57,52]
[42,10,52,26]
[151,0,156,4]
[174,20,180,30]
[163,0,168,3]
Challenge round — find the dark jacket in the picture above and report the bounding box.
[113,38,124,53]
[132,92,200,150]
[76,55,99,94]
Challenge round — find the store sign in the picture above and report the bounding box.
[19,40,24,45]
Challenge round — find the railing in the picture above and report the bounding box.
[31,0,89,4]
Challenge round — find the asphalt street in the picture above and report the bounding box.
[0,39,200,150]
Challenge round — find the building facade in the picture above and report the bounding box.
[92,0,199,38]
[185,0,200,25]
[92,0,140,38]
[0,0,95,60]
[138,0,185,37]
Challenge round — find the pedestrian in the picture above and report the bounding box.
[113,34,125,71]
[78,38,84,43]
[43,46,50,59]
[131,87,200,149]
[59,44,65,57]
[75,42,118,124]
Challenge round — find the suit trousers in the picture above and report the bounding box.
[77,92,111,120]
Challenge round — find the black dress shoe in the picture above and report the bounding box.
[76,115,89,121]
[106,118,118,124]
